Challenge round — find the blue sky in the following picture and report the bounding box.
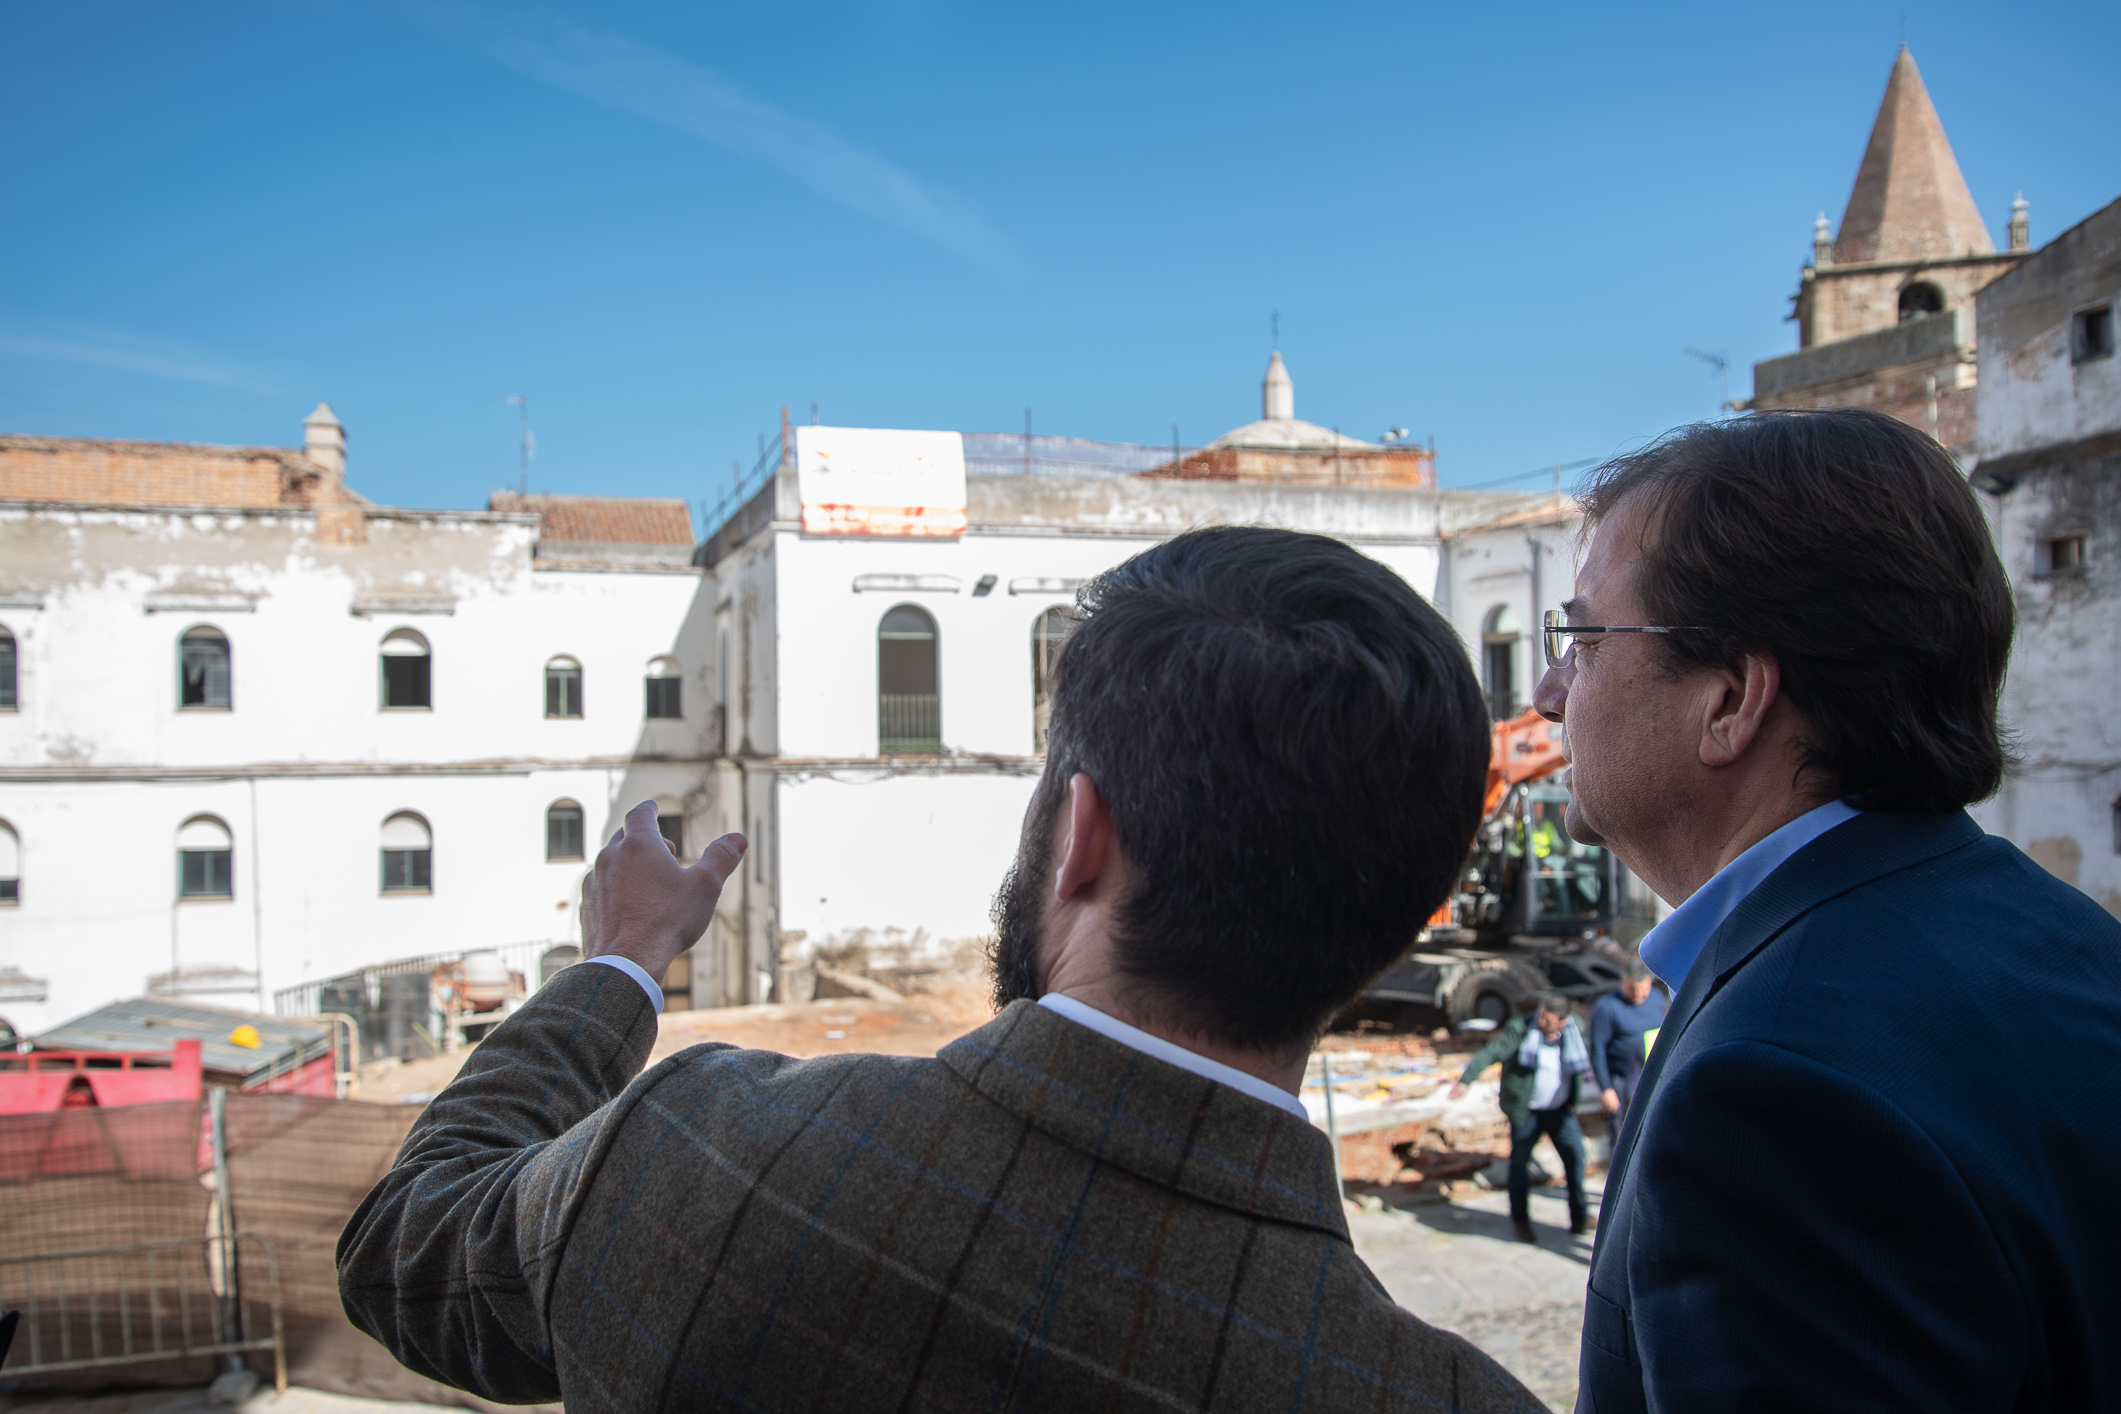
[4,2,2116,519]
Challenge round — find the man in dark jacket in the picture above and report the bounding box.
[1449,993,1591,1242]
[1587,960,1664,1128]
[1538,410,2121,1412]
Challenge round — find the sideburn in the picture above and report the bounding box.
[987,784,1060,1010]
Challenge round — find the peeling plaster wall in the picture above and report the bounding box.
[1967,199,2121,918]
[0,503,722,1030]
[1970,444,2121,917]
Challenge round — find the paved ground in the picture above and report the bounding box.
[1349,1172,1602,1412]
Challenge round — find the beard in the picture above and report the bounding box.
[987,788,1058,1010]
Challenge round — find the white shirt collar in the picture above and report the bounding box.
[1037,993,1310,1121]
[1638,799,1861,991]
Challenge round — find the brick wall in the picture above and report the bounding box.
[0,437,321,509]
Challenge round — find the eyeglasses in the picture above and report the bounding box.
[1541,609,1708,669]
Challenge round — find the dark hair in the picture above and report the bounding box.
[1536,992,1571,1018]
[1040,526,1487,1051]
[1620,958,1654,983]
[1582,410,2012,812]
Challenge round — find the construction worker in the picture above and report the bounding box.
[1449,992,1593,1242]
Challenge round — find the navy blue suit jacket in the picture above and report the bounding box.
[1579,810,2121,1412]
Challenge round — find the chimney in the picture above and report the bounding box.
[303,402,346,483]
[1262,351,1294,421]
[2008,193,2030,252]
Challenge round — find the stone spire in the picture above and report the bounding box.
[303,402,345,482]
[1831,48,1993,265]
[1262,351,1294,421]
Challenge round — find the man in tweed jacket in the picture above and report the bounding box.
[339,527,1543,1413]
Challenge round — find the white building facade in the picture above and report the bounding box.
[706,455,1553,996]
[1,363,1575,1033]
[0,414,734,1034]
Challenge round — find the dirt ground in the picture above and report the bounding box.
[352,983,1000,1103]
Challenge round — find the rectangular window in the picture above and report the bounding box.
[2074,306,2114,364]
[381,848,433,893]
[179,848,233,898]
[0,633,16,710]
[657,814,684,857]
[546,666,582,718]
[547,806,585,861]
[646,676,682,719]
[0,878,17,905]
[2038,535,2088,575]
[383,655,431,709]
[180,638,231,709]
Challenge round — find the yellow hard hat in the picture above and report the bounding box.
[228,1024,262,1049]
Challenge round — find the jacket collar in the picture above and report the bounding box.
[1597,810,1984,1242]
[938,1001,1347,1241]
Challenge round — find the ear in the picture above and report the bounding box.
[1054,772,1117,902]
[1700,652,1781,769]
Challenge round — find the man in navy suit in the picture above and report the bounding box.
[1538,409,2121,1412]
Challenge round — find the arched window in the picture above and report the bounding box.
[545,655,583,718]
[177,815,234,899]
[0,626,16,711]
[546,799,585,861]
[1482,604,1519,721]
[878,605,940,754]
[179,626,232,710]
[380,812,433,893]
[0,820,19,905]
[1032,606,1074,751]
[380,630,432,710]
[1898,282,1946,323]
[644,656,682,719]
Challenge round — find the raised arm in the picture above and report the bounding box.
[336,804,745,1401]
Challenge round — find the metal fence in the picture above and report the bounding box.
[698,428,1198,544]
[0,1233,285,1391]
[879,693,941,754]
[270,939,577,1061]
[961,432,1192,479]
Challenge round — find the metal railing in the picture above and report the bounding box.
[270,938,569,1021]
[698,429,1199,546]
[880,693,941,754]
[0,1233,285,1393]
[961,432,1193,479]
[699,430,788,546]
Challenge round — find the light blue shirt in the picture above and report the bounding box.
[582,953,664,1012]
[1638,800,1861,991]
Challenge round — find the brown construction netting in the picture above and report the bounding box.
[0,1096,555,1411]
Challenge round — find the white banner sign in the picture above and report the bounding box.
[795,426,967,538]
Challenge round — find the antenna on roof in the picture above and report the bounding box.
[1271,310,1279,349]
[504,396,532,496]
[1684,349,1732,413]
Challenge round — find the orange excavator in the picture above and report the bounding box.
[1362,709,1633,1031]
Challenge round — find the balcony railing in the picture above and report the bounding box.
[880,694,941,755]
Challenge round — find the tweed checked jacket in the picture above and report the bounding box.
[338,963,1540,1413]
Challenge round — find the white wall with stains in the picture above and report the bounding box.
[0,503,722,1033]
